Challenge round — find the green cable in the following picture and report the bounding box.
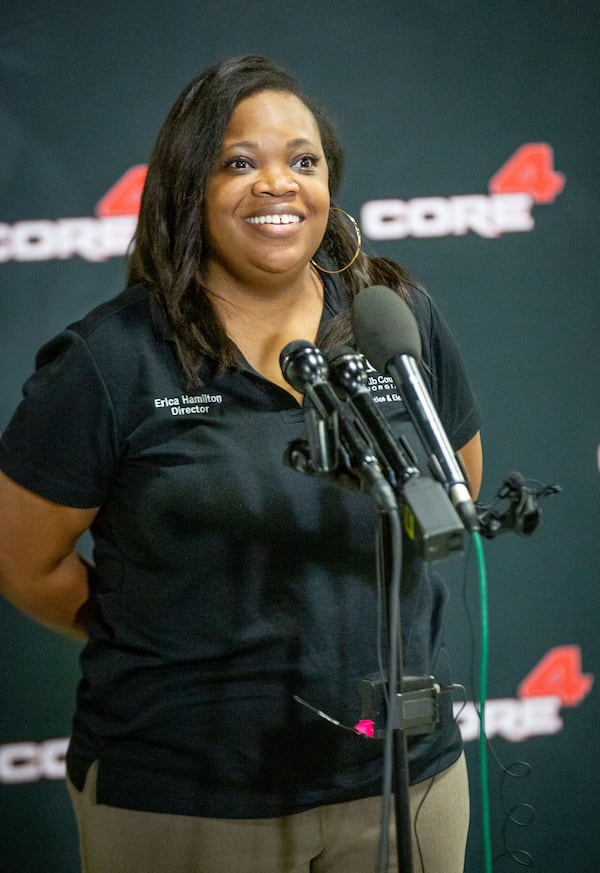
[472,530,493,873]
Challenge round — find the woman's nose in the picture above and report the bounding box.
[252,163,299,196]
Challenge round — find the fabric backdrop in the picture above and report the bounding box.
[1,2,598,871]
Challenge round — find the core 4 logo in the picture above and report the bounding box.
[0,143,565,263]
[361,143,565,240]
[455,645,593,743]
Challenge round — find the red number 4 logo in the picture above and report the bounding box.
[489,143,565,204]
[518,645,593,707]
[95,165,148,218]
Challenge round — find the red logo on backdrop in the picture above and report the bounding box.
[517,644,593,706]
[95,165,148,217]
[488,143,565,204]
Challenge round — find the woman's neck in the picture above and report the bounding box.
[203,264,324,402]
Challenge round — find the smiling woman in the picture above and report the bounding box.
[201,90,332,394]
[0,55,481,873]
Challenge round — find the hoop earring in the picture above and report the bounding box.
[311,207,362,275]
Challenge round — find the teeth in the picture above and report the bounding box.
[245,214,301,225]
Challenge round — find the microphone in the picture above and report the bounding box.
[496,471,525,499]
[351,285,480,533]
[326,345,419,487]
[279,340,396,511]
[327,345,465,560]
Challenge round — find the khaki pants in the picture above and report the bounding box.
[67,753,469,873]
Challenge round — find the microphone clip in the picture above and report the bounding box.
[285,405,340,477]
[476,473,561,539]
[283,408,382,499]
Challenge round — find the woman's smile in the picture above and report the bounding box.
[243,209,305,239]
[244,213,302,226]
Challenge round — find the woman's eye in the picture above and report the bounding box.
[226,157,252,170]
[293,154,319,170]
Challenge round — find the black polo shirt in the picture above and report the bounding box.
[0,278,480,817]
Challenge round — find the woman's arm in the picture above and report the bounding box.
[0,470,99,640]
[457,430,483,500]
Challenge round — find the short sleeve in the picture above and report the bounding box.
[0,329,119,507]
[410,289,482,451]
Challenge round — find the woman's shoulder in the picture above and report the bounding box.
[68,283,156,344]
[33,283,176,394]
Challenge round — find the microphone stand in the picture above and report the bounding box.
[368,501,443,873]
[375,508,414,873]
[280,341,446,873]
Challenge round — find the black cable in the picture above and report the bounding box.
[493,758,535,869]
[412,772,437,871]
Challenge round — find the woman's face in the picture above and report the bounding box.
[203,89,330,289]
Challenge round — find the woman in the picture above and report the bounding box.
[0,56,482,872]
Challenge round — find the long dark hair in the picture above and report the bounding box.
[127,55,418,382]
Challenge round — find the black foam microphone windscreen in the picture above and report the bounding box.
[351,285,422,368]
